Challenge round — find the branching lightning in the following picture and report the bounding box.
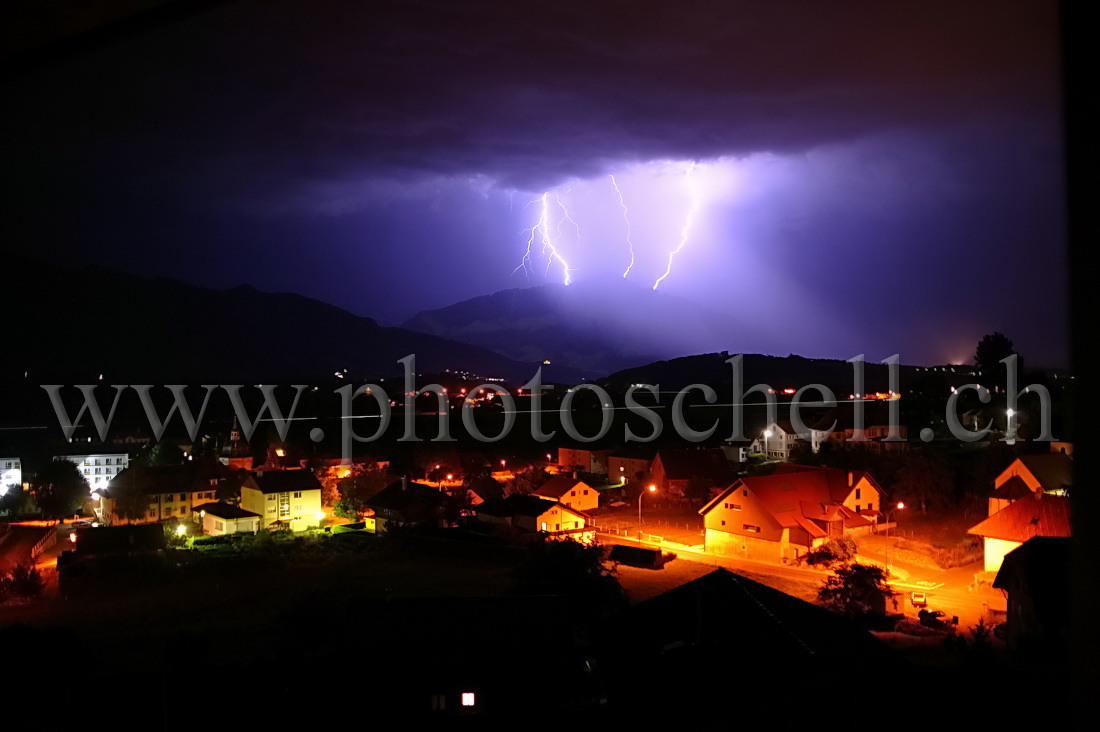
[652,161,700,290]
[608,174,635,278]
[514,192,574,285]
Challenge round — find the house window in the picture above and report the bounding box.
[541,522,547,531]
[293,491,302,499]
[721,520,726,526]
[148,510,156,518]
[431,694,446,711]
[461,693,476,707]
[267,494,275,501]
[293,504,303,513]
[215,520,224,531]
[570,490,576,496]
[743,524,760,533]
[856,505,861,512]
[179,493,186,502]
[583,490,589,495]
[855,488,861,499]
[742,490,748,496]
[94,468,101,475]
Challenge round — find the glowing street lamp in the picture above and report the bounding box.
[1006,408,1016,445]
[639,484,657,526]
[763,429,773,459]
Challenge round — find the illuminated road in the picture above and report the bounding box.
[598,531,1005,630]
[0,525,51,573]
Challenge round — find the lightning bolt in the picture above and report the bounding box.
[514,192,573,285]
[609,174,635,278]
[653,161,699,290]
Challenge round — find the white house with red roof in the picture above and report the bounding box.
[968,493,1072,572]
[698,466,885,563]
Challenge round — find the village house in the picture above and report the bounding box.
[607,447,654,485]
[968,492,1071,573]
[556,447,612,475]
[365,478,443,533]
[650,448,735,499]
[191,501,262,535]
[993,536,1071,657]
[759,421,810,461]
[475,494,593,543]
[533,475,599,512]
[102,461,228,525]
[698,465,884,563]
[239,468,324,531]
[808,407,908,454]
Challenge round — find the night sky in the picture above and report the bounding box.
[2,0,1067,367]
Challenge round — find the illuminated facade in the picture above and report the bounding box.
[1,458,22,490]
[700,466,882,563]
[240,469,323,531]
[56,450,130,492]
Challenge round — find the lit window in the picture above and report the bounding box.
[461,692,476,707]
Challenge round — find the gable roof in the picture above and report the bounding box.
[475,494,582,520]
[968,494,1072,543]
[366,480,443,513]
[700,467,878,535]
[251,469,323,494]
[110,459,229,496]
[654,448,734,483]
[192,502,261,520]
[1017,453,1073,492]
[534,475,589,499]
[602,568,893,657]
[991,475,1033,501]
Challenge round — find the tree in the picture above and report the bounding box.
[975,332,1020,391]
[803,536,858,568]
[332,466,388,519]
[138,440,184,467]
[1,484,29,516]
[6,563,45,599]
[30,459,89,519]
[818,563,894,618]
[511,537,627,614]
[892,448,955,512]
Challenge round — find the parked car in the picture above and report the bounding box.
[918,609,950,630]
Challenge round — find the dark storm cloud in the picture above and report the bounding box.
[4,0,1060,210]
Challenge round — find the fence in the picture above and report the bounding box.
[30,526,57,561]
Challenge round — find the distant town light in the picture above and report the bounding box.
[275,448,286,457]
[69,532,77,543]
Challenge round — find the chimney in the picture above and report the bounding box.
[401,476,408,491]
[573,471,578,479]
[256,467,264,478]
[848,471,854,487]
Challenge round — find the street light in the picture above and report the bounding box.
[639,484,657,527]
[763,429,773,459]
[1006,408,1016,445]
[885,501,905,577]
